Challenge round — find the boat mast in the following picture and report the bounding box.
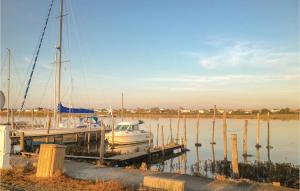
[56,0,63,127]
[6,48,11,124]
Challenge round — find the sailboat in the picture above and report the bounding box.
[17,0,100,130]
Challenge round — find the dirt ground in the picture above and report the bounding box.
[0,167,132,191]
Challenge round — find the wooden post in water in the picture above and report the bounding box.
[31,109,34,128]
[231,134,239,178]
[183,116,187,149]
[223,111,227,161]
[75,133,79,143]
[149,124,152,147]
[87,132,91,144]
[255,147,260,162]
[211,105,216,144]
[255,113,261,148]
[156,124,159,147]
[211,144,216,173]
[46,112,51,143]
[99,124,105,165]
[266,112,272,149]
[243,120,248,157]
[11,109,14,130]
[169,118,173,144]
[195,146,200,174]
[176,109,180,144]
[161,125,165,155]
[20,132,25,152]
[95,131,98,142]
[195,113,201,147]
[111,113,115,148]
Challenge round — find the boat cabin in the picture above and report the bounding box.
[115,121,140,131]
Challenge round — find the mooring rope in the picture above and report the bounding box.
[20,0,54,110]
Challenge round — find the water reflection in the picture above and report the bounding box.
[195,146,200,175]
[267,147,271,162]
[255,147,260,162]
[211,144,215,173]
[108,143,149,154]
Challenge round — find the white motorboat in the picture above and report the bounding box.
[105,121,152,145]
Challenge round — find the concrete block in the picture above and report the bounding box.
[143,176,185,191]
[0,125,11,169]
[0,153,10,169]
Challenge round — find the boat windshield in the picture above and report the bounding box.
[115,125,132,131]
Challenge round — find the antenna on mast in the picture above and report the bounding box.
[6,48,11,124]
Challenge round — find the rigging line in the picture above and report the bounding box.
[69,1,92,108]
[18,14,47,104]
[0,54,7,76]
[38,64,54,107]
[20,0,54,110]
[12,57,26,107]
[0,55,7,89]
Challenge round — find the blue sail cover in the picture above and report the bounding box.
[58,103,94,114]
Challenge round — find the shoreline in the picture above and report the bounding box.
[0,111,299,120]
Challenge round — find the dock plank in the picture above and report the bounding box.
[105,144,183,162]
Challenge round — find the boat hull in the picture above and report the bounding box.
[106,132,152,145]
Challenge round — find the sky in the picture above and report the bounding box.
[0,0,299,109]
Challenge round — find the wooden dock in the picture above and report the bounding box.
[10,128,109,152]
[20,143,185,166]
[104,144,184,165]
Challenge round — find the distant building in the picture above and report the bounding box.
[180,109,191,113]
[244,110,252,114]
[218,109,225,114]
[271,109,280,113]
[129,109,137,114]
[198,109,207,114]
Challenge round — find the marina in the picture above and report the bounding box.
[1,0,299,190]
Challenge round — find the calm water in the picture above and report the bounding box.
[102,117,299,175]
[5,116,299,176]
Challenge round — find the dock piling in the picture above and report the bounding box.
[99,125,105,165]
[20,132,25,152]
[75,133,79,143]
[183,117,187,149]
[46,112,51,143]
[243,119,248,157]
[195,113,201,147]
[169,119,173,144]
[156,124,159,147]
[11,110,14,130]
[161,125,165,156]
[149,124,152,147]
[223,111,227,161]
[255,113,261,148]
[176,109,180,144]
[111,113,115,148]
[266,112,272,149]
[211,105,216,144]
[87,132,91,144]
[231,134,239,178]
[31,109,34,129]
